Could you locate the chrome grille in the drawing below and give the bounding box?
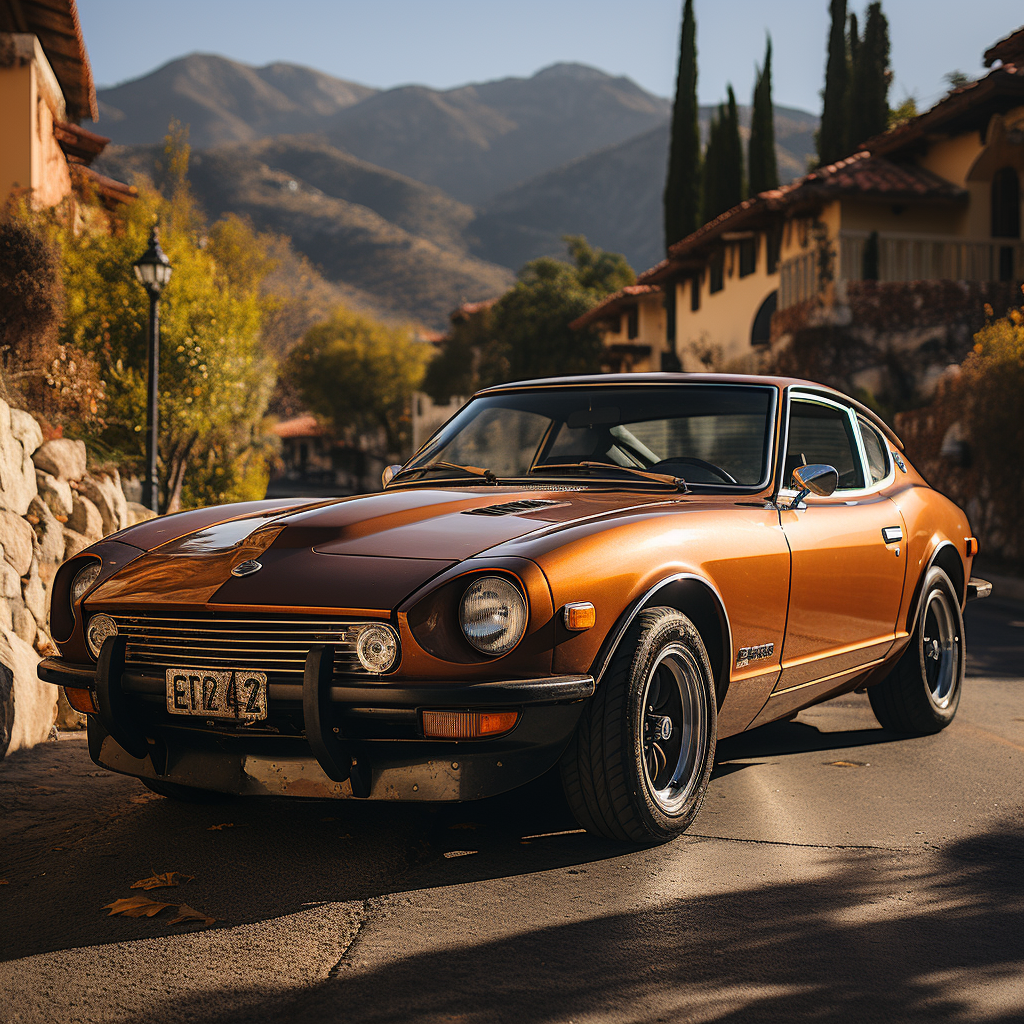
[109,612,387,677]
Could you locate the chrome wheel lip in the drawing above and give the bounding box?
[922,588,959,709]
[638,642,710,816]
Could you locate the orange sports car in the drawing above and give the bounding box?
[39,374,990,843]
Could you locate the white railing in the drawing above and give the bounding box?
[778,231,1024,309]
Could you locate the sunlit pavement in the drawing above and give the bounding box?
[1,599,1022,1024]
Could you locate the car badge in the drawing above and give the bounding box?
[231,560,262,577]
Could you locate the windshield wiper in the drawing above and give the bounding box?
[530,461,688,492]
[389,461,498,485]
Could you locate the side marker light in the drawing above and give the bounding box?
[966,537,979,557]
[563,602,596,631]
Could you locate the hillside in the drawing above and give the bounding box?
[96,58,669,204]
[97,54,376,147]
[97,138,512,328]
[94,54,818,322]
[321,63,671,203]
[473,103,819,272]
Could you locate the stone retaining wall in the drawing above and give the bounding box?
[0,398,154,758]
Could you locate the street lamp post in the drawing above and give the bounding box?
[133,226,172,513]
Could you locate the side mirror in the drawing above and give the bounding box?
[788,464,838,509]
[381,464,403,488]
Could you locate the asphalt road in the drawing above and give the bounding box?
[1,598,1022,1024]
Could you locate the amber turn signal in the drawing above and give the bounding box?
[63,686,99,714]
[966,536,979,557]
[422,710,519,739]
[563,602,596,631]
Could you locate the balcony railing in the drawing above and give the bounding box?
[778,231,1024,309]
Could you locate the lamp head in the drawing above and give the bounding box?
[133,226,172,296]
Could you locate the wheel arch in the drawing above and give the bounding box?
[907,541,966,634]
[591,573,732,709]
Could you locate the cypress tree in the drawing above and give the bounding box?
[853,1,891,145]
[844,11,860,153]
[748,36,779,195]
[664,0,701,249]
[817,0,848,166]
[700,108,723,226]
[701,86,744,224]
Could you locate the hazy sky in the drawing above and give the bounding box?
[79,0,1022,114]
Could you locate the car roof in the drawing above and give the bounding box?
[473,373,904,450]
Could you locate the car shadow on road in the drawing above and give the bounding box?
[112,818,1024,1024]
[715,717,900,762]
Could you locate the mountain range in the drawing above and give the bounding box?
[95,54,819,328]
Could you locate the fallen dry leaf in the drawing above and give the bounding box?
[0,879,9,885]
[30,786,56,794]
[207,823,241,830]
[131,871,193,890]
[104,896,172,918]
[168,904,216,926]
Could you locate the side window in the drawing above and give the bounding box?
[785,400,865,491]
[858,417,891,485]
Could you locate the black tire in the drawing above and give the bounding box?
[141,777,236,803]
[560,606,717,843]
[868,566,964,735]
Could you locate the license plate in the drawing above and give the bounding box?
[165,668,268,721]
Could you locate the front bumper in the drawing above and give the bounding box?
[40,651,593,802]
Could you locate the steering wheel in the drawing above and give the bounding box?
[650,456,737,484]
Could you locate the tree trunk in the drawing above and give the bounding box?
[164,432,199,513]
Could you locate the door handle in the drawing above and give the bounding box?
[882,526,903,544]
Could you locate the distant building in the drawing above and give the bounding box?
[0,0,133,212]
[573,24,1024,405]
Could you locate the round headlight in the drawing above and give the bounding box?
[459,576,528,656]
[355,623,399,674]
[86,614,118,659]
[71,562,101,605]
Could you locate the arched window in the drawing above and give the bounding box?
[751,290,778,347]
[991,167,1020,238]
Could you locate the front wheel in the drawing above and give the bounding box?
[868,566,964,735]
[560,607,717,843]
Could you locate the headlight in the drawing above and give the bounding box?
[86,614,118,659]
[71,562,101,605]
[355,623,399,674]
[459,576,528,656]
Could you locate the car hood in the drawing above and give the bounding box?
[89,487,687,611]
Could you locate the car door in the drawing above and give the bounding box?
[770,392,907,709]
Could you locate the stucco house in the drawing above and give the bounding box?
[0,0,132,212]
[574,25,1024,406]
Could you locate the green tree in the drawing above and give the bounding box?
[664,0,701,250]
[423,237,634,399]
[848,1,891,147]
[748,37,779,196]
[701,86,744,224]
[285,308,429,460]
[817,0,849,165]
[54,178,276,511]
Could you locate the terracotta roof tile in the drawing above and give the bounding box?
[273,415,327,439]
[569,284,660,330]
[985,25,1024,67]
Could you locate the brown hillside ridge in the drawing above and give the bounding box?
[98,138,513,329]
[471,104,817,274]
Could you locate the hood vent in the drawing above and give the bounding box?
[463,498,565,517]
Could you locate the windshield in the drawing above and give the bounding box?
[402,384,776,489]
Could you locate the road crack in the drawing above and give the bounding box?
[688,832,909,852]
[327,896,384,978]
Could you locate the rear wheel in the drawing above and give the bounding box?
[868,566,964,735]
[560,607,717,842]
